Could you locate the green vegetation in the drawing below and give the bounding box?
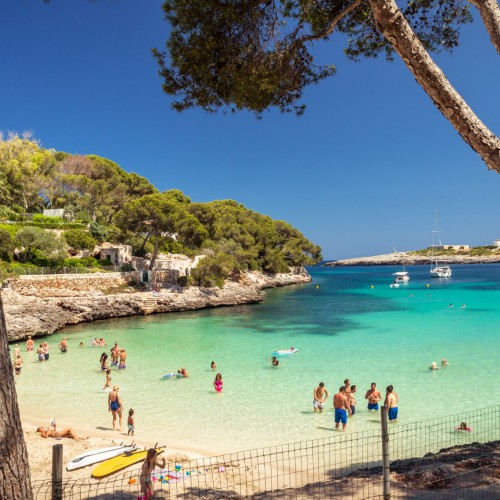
[0,134,322,283]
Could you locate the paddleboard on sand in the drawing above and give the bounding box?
[92,447,164,478]
[67,444,137,471]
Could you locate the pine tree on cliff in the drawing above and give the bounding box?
[153,0,499,171]
[0,293,33,499]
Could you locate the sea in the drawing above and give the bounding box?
[11,264,500,454]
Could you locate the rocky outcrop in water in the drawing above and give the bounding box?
[2,269,311,342]
[326,252,500,266]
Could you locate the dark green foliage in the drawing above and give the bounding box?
[0,229,14,261]
[89,222,109,242]
[191,253,236,288]
[32,214,64,224]
[155,0,472,114]
[14,226,67,263]
[64,229,97,250]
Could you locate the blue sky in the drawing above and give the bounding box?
[1,0,499,259]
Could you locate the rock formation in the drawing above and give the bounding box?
[2,269,311,342]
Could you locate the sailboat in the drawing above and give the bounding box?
[430,210,452,278]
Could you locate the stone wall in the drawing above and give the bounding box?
[7,272,141,298]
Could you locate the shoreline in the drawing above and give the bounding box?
[4,268,311,342]
[325,252,500,266]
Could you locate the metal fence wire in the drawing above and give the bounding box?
[31,404,500,499]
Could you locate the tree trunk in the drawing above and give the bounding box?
[0,292,33,499]
[369,0,500,172]
[469,0,500,56]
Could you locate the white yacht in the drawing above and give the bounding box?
[393,271,410,283]
[430,210,452,278]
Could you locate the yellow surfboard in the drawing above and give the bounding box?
[91,447,164,478]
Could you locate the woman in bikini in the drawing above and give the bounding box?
[36,426,87,441]
[108,385,123,431]
[214,373,224,392]
[139,448,165,499]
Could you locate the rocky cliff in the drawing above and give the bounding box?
[2,269,311,342]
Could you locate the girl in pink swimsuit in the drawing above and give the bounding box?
[214,373,223,392]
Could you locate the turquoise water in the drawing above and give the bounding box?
[12,265,500,454]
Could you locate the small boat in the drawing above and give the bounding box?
[430,210,452,278]
[393,271,409,283]
[272,348,298,356]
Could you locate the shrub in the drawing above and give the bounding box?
[89,222,108,242]
[64,229,96,250]
[32,214,64,224]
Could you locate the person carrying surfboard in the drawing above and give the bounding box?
[139,448,166,499]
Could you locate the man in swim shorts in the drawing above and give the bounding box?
[58,337,68,353]
[333,386,351,431]
[344,379,351,395]
[365,382,382,411]
[118,348,127,369]
[384,385,398,422]
[313,382,329,413]
[348,385,357,415]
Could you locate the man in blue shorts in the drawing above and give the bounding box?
[385,385,399,422]
[365,382,382,411]
[333,386,351,431]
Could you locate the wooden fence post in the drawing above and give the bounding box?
[381,405,391,499]
[52,444,63,500]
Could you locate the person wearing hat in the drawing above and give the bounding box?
[108,385,123,431]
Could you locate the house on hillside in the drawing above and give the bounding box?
[433,245,470,251]
[43,208,65,218]
[99,244,132,267]
[493,240,500,248]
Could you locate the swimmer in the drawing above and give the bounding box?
[211,361,217,370]
[91,338,99,346]
[58,337,68,353]
[177,367,188,378]
[14,355,23,375]
[456,421,472,432]
[118,348,127,369]
[42,341,50,361]
[348,385,357,415]
[333,386,351,431]
[103,368,112,390]
[365,382,382,411]
[441,358,449,366]
[99,338,105,346]
[271,356,279,366]
[36,344,46,362]
[385,385,398,422]
[214,373,223,392]
[461,304,466,308]
[26,336,34,351]
[313,382,328,413]
[430,362,439,370]
[79,342,84,348]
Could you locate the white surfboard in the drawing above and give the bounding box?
[66,444,136,471]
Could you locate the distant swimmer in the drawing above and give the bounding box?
[103,368,112,390]
[449,303,453,308]
[333,386,351,431]
[26,336,34,351]
[211,361,217,370]
[365,382,382,411]
[177,367,188,378]
[214,373,223,392]
[313,382,329,413]
[59,337,68,353]
[100,352,109,371]
[384,385,398,422]
[118,348,127,369]
[271,356,279,366]
[430,362,439,370]
[461,304,466,308]
[441,358,449,366]
[456,421,472,432]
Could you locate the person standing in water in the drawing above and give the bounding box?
[333,386,351,431]
[36,344,46,362]
[100,352,109,371]
[14,355,23,375]
[128,409,135,436]
[26,336,34,351]
[365,382,382,411]
[348,385,357,415]
[108,385,123,431]
[384,385,399,422]
[103,369,112,390]
[42,341,51,361]
[211,361,217,370]
[58,337,68,353]
[313,382,329,413]
[214,373,223,392]
[118,348,127,369]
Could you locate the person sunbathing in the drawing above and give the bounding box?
[36,426,88,441]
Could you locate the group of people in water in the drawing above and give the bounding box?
[430,358,449,370]
[100,341,127,371]
[313,379,399,430]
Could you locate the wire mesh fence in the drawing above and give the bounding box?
[31,405,500,499]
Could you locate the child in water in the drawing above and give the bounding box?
[456,421,472,432]
[128,409,135,436]
[214,373,223,392]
